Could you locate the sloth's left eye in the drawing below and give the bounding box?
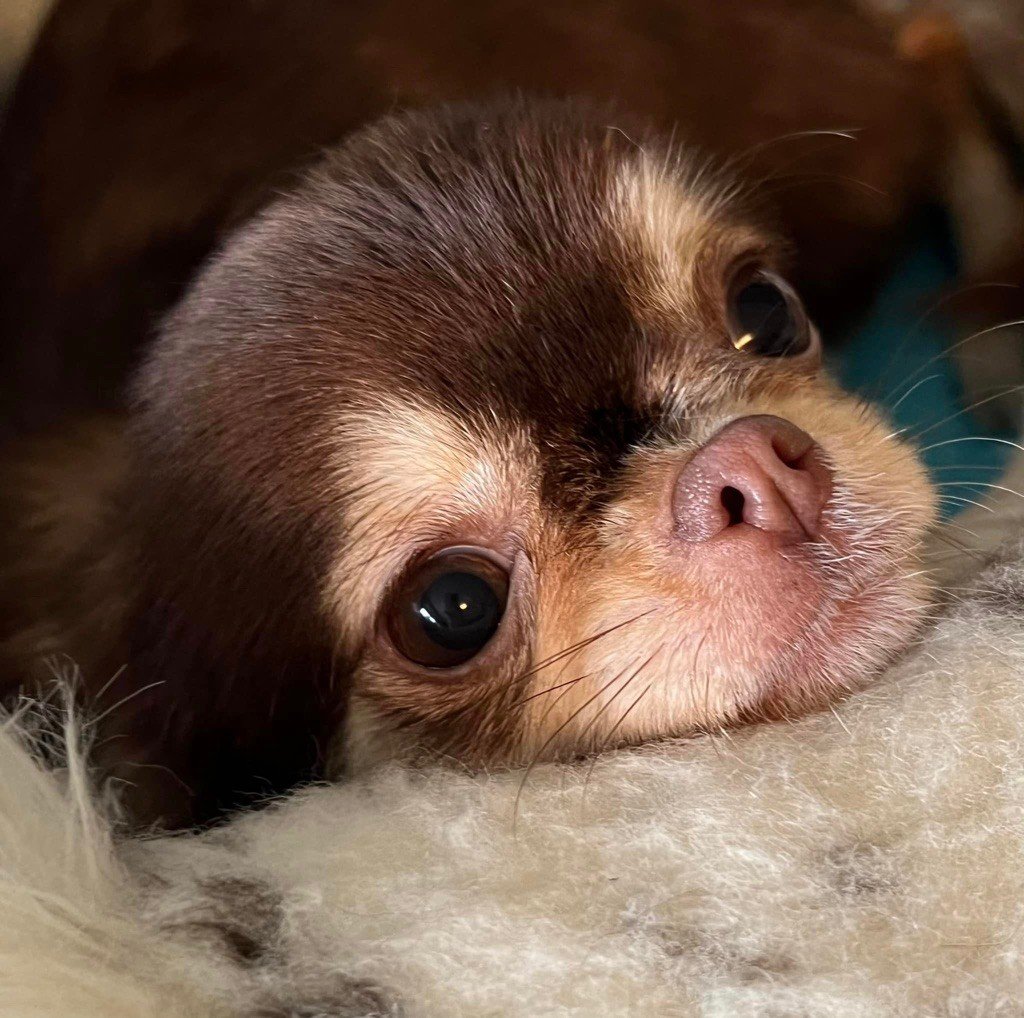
[727,269,813,358]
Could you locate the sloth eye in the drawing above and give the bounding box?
[727,269,813,358]
[387,549,510,668]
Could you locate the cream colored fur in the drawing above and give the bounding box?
[0,703,223,1016]
[5,506,1024,1016]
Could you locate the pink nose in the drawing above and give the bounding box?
[673,415,832,544]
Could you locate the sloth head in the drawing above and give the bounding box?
[128,99,935,801]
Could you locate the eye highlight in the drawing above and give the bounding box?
[727,269,813,358]
[386,548,510,668]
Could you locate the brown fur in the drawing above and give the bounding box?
[0,417,128,684]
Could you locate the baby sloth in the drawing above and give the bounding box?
[6,99,937,824]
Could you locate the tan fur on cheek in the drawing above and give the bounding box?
[508,545,593,760]
[516,554,761,761]
[513,522,726,763]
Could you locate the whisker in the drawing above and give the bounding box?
[85,663,128,709]
[693,627,714,727]
[573,651,660,749]
[580,682,655,809]
[726,127,860,168]
[937,494,995,514]
[936,519,982,540]
[511,664,640,833]
[930,464,1006,472]
[504,610,654,691]
[863,284,1020,404]
[928,528,989,563]
[937,481,1024,502]
[883,319,1024,406]
[888,373,943,413]
[909,384,1024,441]
[919,436,1024,457]
[510,672,593,710]
[87,680,167,728]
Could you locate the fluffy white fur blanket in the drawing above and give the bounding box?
[4,496,1024,1017]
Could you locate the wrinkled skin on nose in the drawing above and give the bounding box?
[673,415,833,544]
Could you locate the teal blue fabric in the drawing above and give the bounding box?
[832,229,1010,517]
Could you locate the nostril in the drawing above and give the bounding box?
[771,434,813,470]
[773,442,800,469]
[720,485,745,526]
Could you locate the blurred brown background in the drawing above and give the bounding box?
[0,0,51,99]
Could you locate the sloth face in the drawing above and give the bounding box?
[134,101,935,777]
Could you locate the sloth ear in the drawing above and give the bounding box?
[94,592,343,828]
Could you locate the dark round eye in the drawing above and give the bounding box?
[387,549,510,668]
[727,270,812,358]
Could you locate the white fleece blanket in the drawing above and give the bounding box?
[3,500,1024,1017]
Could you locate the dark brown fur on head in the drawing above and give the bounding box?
[1,97,925,825]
